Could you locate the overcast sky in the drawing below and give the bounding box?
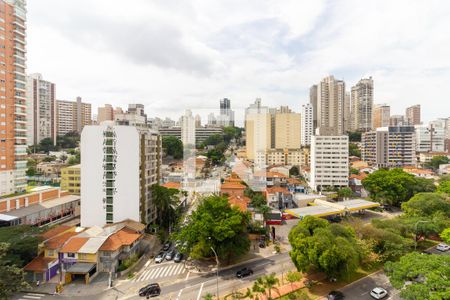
[27,0,450,124]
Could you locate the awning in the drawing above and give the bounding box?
[66,262,96,274]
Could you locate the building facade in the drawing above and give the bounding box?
[351,77,374,132]
[301,103,313,146]
[245,99,271,164]
[373,104,390,128]
[60,164,80,195]
[362,126,416,168]
[274,107,301,149]
[309,85,318,131]
[405,104,421,125]
[310,135,349,191]
[56,97,91,135]
[97,104,114,124]
[415,124,445,153]
[218,98,234,127]
[26,73,56,145]
[0,0,27,196]
[81,125,161,227]
[316,76,346,136]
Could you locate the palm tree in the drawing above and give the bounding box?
[285,271,302,293]
[150,184,180,229]
[252,277,266,299]
[262,273,280,300]
[203,293,213,300]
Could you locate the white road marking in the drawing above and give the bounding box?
[23,296,42,299]
[176,288,183,300]
[145,260,151,267]
[151,267,164,279]
[161,265,174,277]
[196,282,205,300]
[26,294,44,297]
[145,268,158,280]
[185,271,190,281]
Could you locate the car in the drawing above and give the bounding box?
[421,250,432,255]
[174,252,183,263]
[138,283,161,298]
[436,243,450,252]
[370,287,388,299]
[162,241,172,251]
[327,291,345,300]
[165,249,176,260]
[155,252,165,263]
[236,267,253,278]
[259,235,266,248]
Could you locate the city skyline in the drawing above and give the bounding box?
[27,0,450,122]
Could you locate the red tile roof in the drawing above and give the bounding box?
[266,186,290,194]
[45,231,80,250]
[228,195,250,212]
[24,255,57,272]
[42,225,72,240]
[221,182,246,190]
[99,228,142,251]
[161,182,181,189]
[60,237,89,253]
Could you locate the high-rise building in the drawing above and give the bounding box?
[114,103,147,128]
[390,115,405,126]
[207,113,217,127]
[373,104,390,128]
[316,76,346,136]
[81,124,161,227]
[343,92,351,132]
[415,124,445,153]
[97,104,114,124]
[127,104,147,123]
[194,114,201,128]
[274,106,301,149]
[218,98,235,127]
[362,126,416,168]
[406,104,421,125]
[56,97,92,135]
[351,77,374,132]
[26,73,56,145]
[0,0,27,196]
[245,99,271,165]
[301,103,313,146]
[310,135,349,191]
[309,85,318,131]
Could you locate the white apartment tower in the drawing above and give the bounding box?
[245,99,271,167]
[26,73,56,145]
[301,103,313,146]
[351,77,374,132]
[81,124,161,227]
[316,76,346,136]
[310,135,349,191]
[415,124,445,153]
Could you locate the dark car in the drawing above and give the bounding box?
[165,249,176,260]
[155,252,165,263]
[138,283,161,298]
[174,252,183,263]
[327,291,345,300]
[236,267,254,278]
[259,236,266,248]
[162,241,172,251]
[422,250,432,255]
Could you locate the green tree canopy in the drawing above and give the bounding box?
[401,193,450,218]
[347,131,362,142]
[0,225,42,267]
[162,136,183,159]
[337,187,353,200]
[362,168,436,206]
[176,195,250,264]
[57,131,80,149]
[0,243,29,299]
[289,216,362,279]
[440,228,450,243]
[349,143,361,157]
[289,166,300,176]
[150,184,180,229]
[425,155,449,171]
[438,180,450,196]
[385,253,450,300]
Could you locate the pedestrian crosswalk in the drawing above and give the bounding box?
[16,293,46,300]
[133,263,186,282]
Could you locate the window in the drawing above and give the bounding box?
[67,253,75,258]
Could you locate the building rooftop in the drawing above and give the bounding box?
[24,255,57,272]
[42,225,72,240]
[60,237,89,253]
[161,182,181,189]
[45,231,81,250]
[228,195,250,212]
[221,182,246,190]
[99,228,142,252]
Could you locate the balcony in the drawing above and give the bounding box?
[15,109,26,116]
[13,20,26,29]
[15,118,26,124]
[14,28,25,37]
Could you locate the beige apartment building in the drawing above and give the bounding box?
[274,108,301,149]
[316,75,346,136]
[406,104,421,125]
[56,97,91,135]
[245,99,271,162]
[373,104,390,128]
[0,0,27,196]
[351,77,374,132]
[266,148,303,167]
[97,104,114,123]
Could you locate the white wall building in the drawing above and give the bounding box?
[81,124,161,227]
[415,124,445,153]
[310,135,349,191]
[301,103,313,146]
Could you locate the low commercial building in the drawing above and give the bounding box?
[0,187,80,227]
[159,126,223,145]
[265,148,303,166]
[36,162,67,177]
[60,164,81,195]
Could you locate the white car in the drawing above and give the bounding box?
[370,287,388,299]
[436,243,450,252]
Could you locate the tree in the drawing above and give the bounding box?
[202,293,214,300]
[0,243,29,299]
[162,136,183,159]
[207,148,225,165]
[425,155,449,171]
[289,216,362,279]
[401,193,450,218]
[261,273,280,300]
[250,193,266,209]
[385,253,450,300]
[39,137,57,153]
[289,166,299,176]
[176,195,250,264]
[56,131,80,149]
[349,143,361,157]
[150,184,180,229]
[0,225,43,267]
[347,131,362,142]
[440,228,450,243]
[438,180,450,195]
[42,155,56,162]
[362,168,436,206]
[285,271,302,292]
[337,187,353,200]
[26,166,36,177]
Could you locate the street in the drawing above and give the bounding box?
[337,271,401,300]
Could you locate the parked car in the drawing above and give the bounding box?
[258,235,266,248]
[436,243,450,252]
[162,241,172,251]
[155,252,165,263]
[421,250,432,255]
[174,252,183,263]
[370,287,388,299]
[236,267,253,278]
[165,249,176,260]
[138,283,161,298]
[327,291,345,300]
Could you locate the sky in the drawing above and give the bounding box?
[27,0,450,124]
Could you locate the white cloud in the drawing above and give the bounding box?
[27,0,450,122]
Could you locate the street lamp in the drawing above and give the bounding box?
[210,246,219,299]
[414,220,431,250]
